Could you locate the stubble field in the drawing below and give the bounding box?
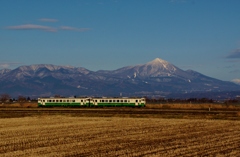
[1,115,240,156]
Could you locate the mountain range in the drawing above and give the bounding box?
[0,58,239,99]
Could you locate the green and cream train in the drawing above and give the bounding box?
[38,97,146,107]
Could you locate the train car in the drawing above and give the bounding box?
[92,97,145,107]
[38,97,145,107]
[38,97,93,107]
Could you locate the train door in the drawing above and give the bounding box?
[93,99,98,106]
[42,100,45,105]
[135,99,139,106]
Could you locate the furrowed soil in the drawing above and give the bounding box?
[1,112,240,156]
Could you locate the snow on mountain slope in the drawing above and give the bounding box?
[0,69,11,75]
[0,64,91,80]
[111,58,193,80]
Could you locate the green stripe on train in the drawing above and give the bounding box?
[38,103,145,107]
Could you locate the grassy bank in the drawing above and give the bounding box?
[1,102,240,111]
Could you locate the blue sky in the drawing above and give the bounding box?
[1,0,240,82]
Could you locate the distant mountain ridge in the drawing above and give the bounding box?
[0,58,239,99]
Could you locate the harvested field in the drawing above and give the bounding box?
[1,116,240,156]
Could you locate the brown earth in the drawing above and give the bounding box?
[1,116,240,156]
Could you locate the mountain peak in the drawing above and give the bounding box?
[145,58,174,71]
[147,58,169,65]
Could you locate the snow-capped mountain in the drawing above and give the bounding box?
[1,64,90,80]
[108,58,193,80]
[0,58,239,98]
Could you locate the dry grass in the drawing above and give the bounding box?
[1,116,240,156]
[1,102,240,111]
[0,102,38,108]
[146,103,240,110]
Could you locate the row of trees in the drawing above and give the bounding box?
[0,94,31,103]
[146,98,240,104]
[0,93,71,103]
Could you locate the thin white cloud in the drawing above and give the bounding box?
[60,26,91,32]
[226,49,240,59]
[6,24,57,32]
[6,24,91,33]
[38,18,58,22]
[0,62,22,69]
[0,63,11,69]
[231,79,240,85]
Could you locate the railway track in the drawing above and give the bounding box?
[0,108,239,119]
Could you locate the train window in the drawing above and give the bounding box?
[72,100,75,102]
[60,100,62,102]
[106,100,108,102]
[121,100,123,102]
[124,100,127,102]
[109,100,112,102]
[49,100,51,102]
[136,100,138,102]
[81,100,83,102]
[43,100,45,102]
[95,100,97,102]
[56,100,58,102]
[117,100,119,102]
[67,100,69,102]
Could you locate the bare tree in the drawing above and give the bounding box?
[0,93,11,103]
[18,96,27,102]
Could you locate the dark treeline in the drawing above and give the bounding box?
[146,97,240,104]
[0,93,36,103]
